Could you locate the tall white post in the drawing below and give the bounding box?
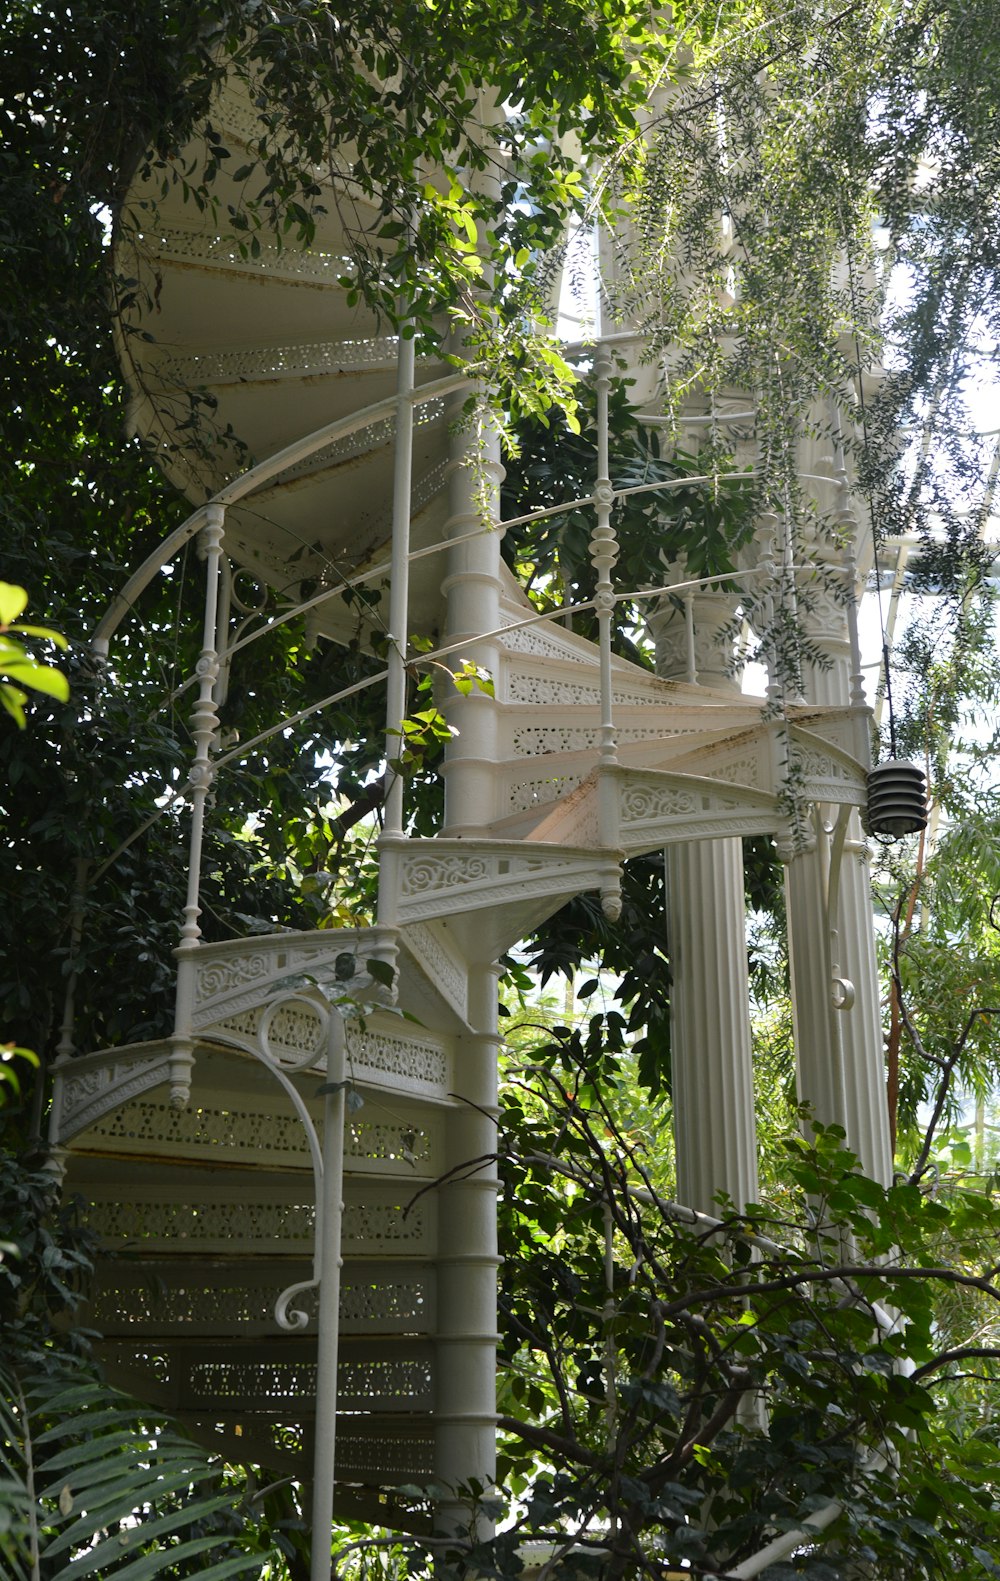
[383,329,417,842]
[311,1009,347,1581]
[781,812,851,1141]
[647,577,759,1214]
[590,342,622,921]
[374,325,417,992]
[439,98,505,837]
[439,397,505,834]
[433,90,502,1542]
[783,463,891,1184]
[434,961,500,1537]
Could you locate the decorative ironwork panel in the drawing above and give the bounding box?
[151,224,352,284]
[337,1429,435,1479]
[346,1024,451,1096]
[615,770,778,849]
[346,1118,436,1172]
[156,337,407,386]
[83,1183,436,1255]
[401,924,467,1023]
[505,769,585,814]
[397,843,607,923]
[82,1096,313,1165]
[55,1047,172,1141]
[87,1259,435,1337]
[182,1346,433,1410]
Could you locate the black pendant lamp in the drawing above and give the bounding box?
[866,758,928,838]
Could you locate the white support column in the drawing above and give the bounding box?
[590,342,622,921]
[438,95,505,838]
[783,440,892,1184]
[833,824,891,1183]
[383,328,417,842]
[781,812,850,1140]
[439,401,505,835]
[374,325,417,991]
[434,93,502,1536]
[311,1009,347,1581]
[648,577,759,1214]
[433,961,500,1538]
[667,838,760,1214]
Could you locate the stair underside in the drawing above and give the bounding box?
[55,953,465,1504]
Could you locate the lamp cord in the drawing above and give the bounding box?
[846,236,899,760]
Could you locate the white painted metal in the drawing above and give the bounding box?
[311,1008,347,1581]
[438,389,506,836]
[171,502,225,1109]
[433,962,501,1536]
[383,327,417,843]
[590,342,624,921]
[786,459,892,1184]
[46,56,904,1570]
[648,577,759,1213]
[666,836,760,1214]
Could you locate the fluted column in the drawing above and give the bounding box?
[784,467,891,1184]
[835,827,891,1182]
[667,838,760,1213]
[782,816,850,1139]
[648,576,759,1214]
[434,961,500,1537]
[438,408,505,834]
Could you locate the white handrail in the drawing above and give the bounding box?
[91,370,472,649]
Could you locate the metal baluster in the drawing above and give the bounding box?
[171,501,225,1108]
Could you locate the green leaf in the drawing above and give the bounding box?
[0,583,28,624]
[367,957,396,988]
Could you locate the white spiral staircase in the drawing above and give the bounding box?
[50,65,875,1526]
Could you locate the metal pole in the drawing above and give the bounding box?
[590,341,622,921]
[383,329,417,842]
[311,1007,347,1581]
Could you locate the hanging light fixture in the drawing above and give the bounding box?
[866,757,928,838]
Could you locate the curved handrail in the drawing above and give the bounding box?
[143,471,757,714]
[92,508,209,654]
[91,369,473,650]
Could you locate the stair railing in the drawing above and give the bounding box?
[180,989,349,1581]
[68,358,873,1083]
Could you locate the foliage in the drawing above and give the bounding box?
[0,0,669,1113]
[0,1365,270,1581]
[0,583,68,730]
[501,372,757,655]
[0,1147,280,1580]
[484,1055,1000,1580]
[6,1,1000,1577]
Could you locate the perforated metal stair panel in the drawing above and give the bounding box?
[87,1258,436,1338]
[59,1011,453,1489]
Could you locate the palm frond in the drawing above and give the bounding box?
[0,1359,269,1581]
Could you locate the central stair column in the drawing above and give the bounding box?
[439,96,505,839]
[433,91,502,1539]
[648,576,759,1214]
[439,402,505,834]
[434,960,500,1536]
